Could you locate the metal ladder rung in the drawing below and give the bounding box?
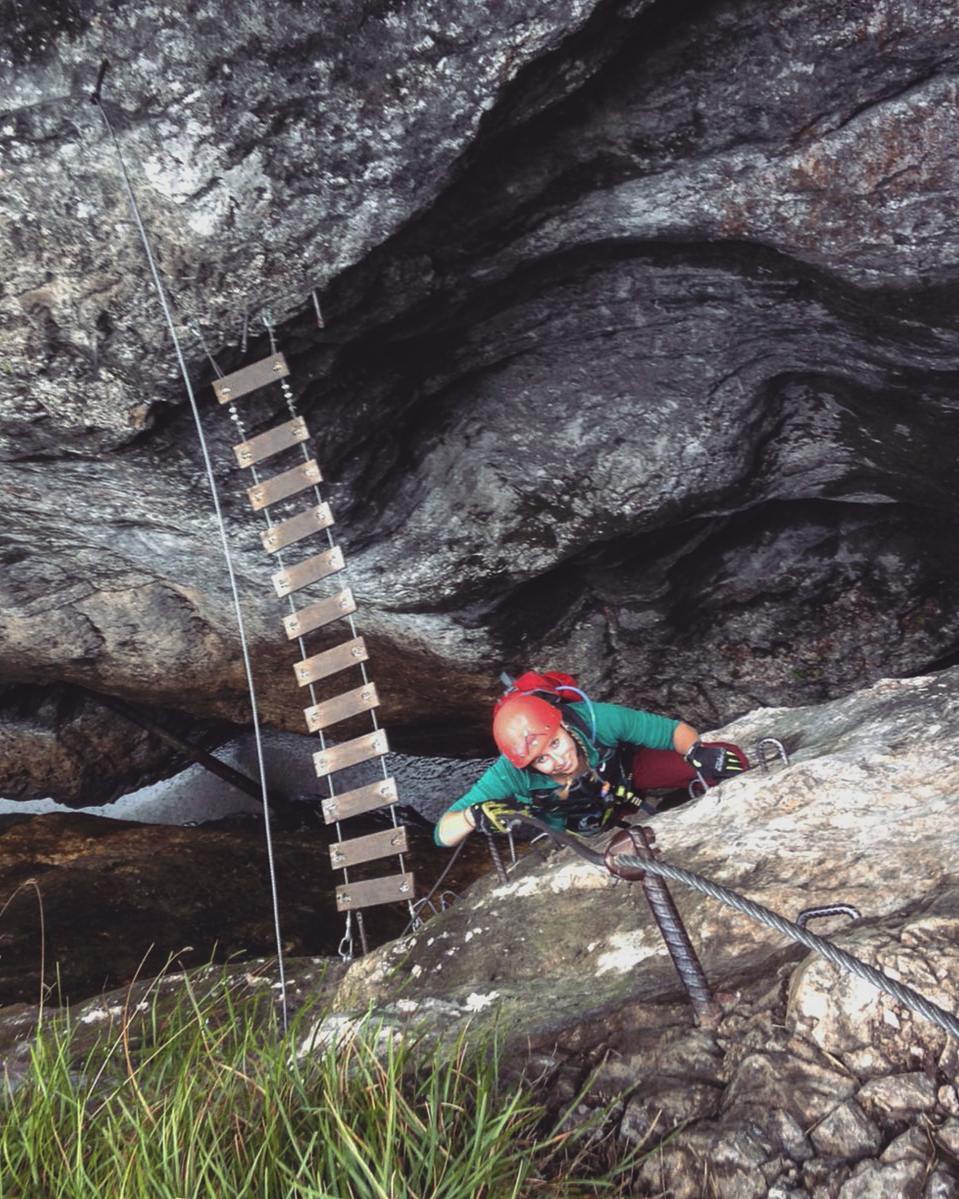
[273,546,344,598]
[336,872,414,911]
[234,416,309,468]
[314,730,388,778]
[305,683,379,733]
[329,826,409,870]
[322,777,398,823]
[248,459,322,511]
[262,503,333,553]
[294,636,368,687]
[284,588,356,640]
[213,353,289,403]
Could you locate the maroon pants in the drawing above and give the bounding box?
[630,740,749,794]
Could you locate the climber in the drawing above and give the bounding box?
[434,680,746,848]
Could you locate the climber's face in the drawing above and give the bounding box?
[531,726,578,776]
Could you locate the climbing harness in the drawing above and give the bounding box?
[509,814,959,1043]
[90,68,290,1028]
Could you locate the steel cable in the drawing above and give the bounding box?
[612,850,959,1042]
[503,815,959,1043]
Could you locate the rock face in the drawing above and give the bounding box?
[302,668,959,1196]
[2,0,959,798]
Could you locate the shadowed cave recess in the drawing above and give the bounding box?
[1,0,958,803]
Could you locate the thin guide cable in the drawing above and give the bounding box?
[91,75,289,1030]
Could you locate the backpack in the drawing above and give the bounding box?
[494,669,581,711]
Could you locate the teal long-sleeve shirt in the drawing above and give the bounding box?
[434,701,680,845]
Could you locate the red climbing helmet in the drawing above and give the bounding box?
[492,693,562,768]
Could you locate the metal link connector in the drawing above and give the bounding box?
[796,903,861,930]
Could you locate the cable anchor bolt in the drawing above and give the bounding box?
[796,903,861,930]
[756,737,790,773]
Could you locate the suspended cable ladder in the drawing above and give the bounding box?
[211,346,416,958]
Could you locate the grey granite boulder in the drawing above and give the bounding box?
[291,669,959,1196]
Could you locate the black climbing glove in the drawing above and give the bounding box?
[469,801,523,835]
[683,742,746,785]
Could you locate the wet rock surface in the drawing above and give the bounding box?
[0,682,238,805]
[1,0,958,798]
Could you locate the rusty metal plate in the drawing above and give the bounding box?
[248,460,322,512]
[213,353,289,404]
[284,588,356,640]
[336,872,415,911]
[322,776,398,823]
[304,683,379,733]
[329,826,409,870]
[294,636,367,687]
[233,416,309,469]
[272,546,344,598]
[313,730,388,779]
[261,503,333,554]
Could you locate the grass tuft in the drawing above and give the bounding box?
[0,967,637,1198]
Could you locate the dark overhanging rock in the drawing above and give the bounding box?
[2,0,606,455]
[1,0,958,799]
